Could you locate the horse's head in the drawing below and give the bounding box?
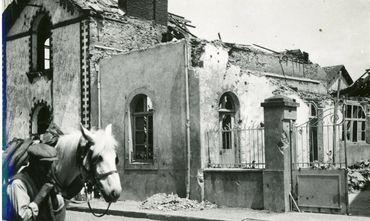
[80,124,122,202]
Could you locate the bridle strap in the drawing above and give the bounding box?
[84,185,111,217]
[95,170,118,180]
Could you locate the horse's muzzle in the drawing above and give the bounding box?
[110,190,120,202]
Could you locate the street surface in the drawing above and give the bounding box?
[66,211,158,221]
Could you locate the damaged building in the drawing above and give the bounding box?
[4,0,370,207]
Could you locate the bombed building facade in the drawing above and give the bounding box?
[4,0,370,205]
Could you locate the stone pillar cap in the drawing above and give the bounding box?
[261,95,300,108]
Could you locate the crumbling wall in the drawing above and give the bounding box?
[191,41,318,168]
[88,16,167,127]
[226,42,328,82]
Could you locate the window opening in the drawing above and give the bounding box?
[31,104,52,137]
[32,14,52,72]
[308,102,318,162]
[131,94,154,162]
[344,104,366,142]
[219,93,237,150]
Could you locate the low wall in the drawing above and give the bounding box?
[346,142,370,165]
[204,169,264,209]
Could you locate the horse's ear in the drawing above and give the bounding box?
[105,124,112,136]
[80,123,94,143]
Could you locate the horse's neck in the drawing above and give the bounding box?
[54,139,81,188]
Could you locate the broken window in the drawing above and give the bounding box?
[31,14,52,72]
[219,92,237,149]
[309,102,318,118]
[344,104,366,142]
[131,94,154,162]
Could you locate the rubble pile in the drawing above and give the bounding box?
[140,193,217,211]
[348,160,370,192]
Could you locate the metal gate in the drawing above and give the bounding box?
[291,115,349,214]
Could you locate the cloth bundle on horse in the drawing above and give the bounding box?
[3,123,122,221]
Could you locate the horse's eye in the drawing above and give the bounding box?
[95,155,103,164]
[115,156,119,165]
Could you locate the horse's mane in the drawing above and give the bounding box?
[88,129,118,158]
[56,129,118,162]
[55,131,83,168]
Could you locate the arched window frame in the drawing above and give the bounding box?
[309,102,318,119]
[130,94,154,163]
[27,12,53,83]
[29,100,53,138]
[307,101,319,162]
[218,92,239,150]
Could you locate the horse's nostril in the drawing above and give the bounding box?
[111,190,120,200]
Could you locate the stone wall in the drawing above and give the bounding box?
[5,0,82,139]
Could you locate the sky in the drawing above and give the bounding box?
[168,0,370,80]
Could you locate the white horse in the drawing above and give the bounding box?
[51,124,122,203]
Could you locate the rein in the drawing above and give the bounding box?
[84,185,112,217]
[78,141,117,218]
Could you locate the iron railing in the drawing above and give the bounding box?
[206,127,265,168]
[293,123,346,169]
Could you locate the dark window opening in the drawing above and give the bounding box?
[308,102,318,161]
[31,14,52,73]
[31,104,52,137]
[131,94,154,162]
[37,106,51,134]
[219,92,238,150]
[344,104,366,142]
[36,17,51,71]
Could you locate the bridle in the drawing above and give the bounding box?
[50,139,118,217]
[79,141,119,217]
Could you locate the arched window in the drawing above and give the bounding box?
[219,92,238,149]
[31,102,52,137]
[131,94,154,162]
[31,13,52,72]
[308,102,318,162]
[309,102,318,118]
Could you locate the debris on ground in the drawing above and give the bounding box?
[348,160,370,192]
[140,193,217,211]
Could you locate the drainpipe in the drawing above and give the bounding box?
[184,39,191,199]
[96,63,102,129]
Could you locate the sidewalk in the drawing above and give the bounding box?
[67,199,370,221]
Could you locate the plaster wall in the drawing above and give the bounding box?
[5,0,82,139]
[345,143,370,165]
[204,169,264,209]
[99,41,187,200]
[52,23,81,132]
[193,42,315,168]
[89,17,166,128]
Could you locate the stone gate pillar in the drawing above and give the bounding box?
[261,95,299,212]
